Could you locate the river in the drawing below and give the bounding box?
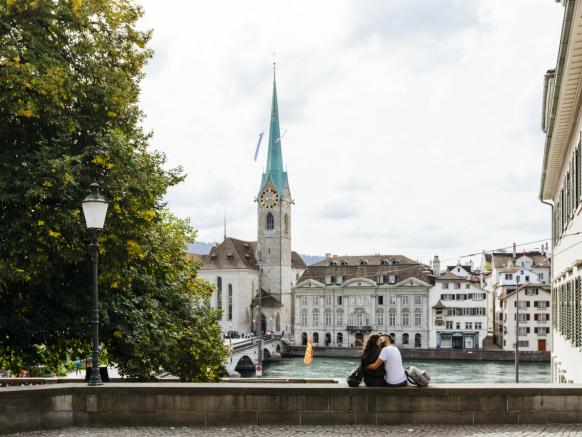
[244,357,550,383]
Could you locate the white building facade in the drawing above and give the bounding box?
[429,264,488,349]
[292,255,434,348]
[498,285,552,352]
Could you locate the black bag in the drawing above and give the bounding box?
[347,364,364,387]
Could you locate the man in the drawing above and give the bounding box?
[365,334,407,387]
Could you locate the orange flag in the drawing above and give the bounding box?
[304,335,313,365]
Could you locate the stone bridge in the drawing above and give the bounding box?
[226,335,283,377]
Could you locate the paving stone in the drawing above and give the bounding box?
[7,424,582,436]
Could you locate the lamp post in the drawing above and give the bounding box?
[81,182,109,386]
[515,274,520,383]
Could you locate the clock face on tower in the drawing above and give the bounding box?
[260,188,279,208]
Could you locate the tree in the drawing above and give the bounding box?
[0,0,227,380]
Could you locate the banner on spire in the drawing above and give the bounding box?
[254,131,264,161]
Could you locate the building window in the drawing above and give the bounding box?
[475,322,482,330]
[538,273,544,281]
[313,332,319,344]
[336,275,343,285]
[284,213,289,234]
[415,333,421,348]
[456,322,461,329]
[266,213,274,230]
[465,283,470,289]
[356,313,363,326]
[518,327,530,336]
[454,283,461,289]
[388,312,396,326]
[414,312,422,326]
[300,309,308,326]
[228,284,233,320]
[442,282,449,289]
[388,274,397,284]
[324,312,332,326]
[465,322,473,330]
[312,310,320,326]
[377,275,384,284]
[446,321,453,329]
[337,332,343,344]
[402,295,409,306]
[216,276,222,311]
[414,295,422,306]
[377,295,384,305]
[340,260,349,266]
[376,312,384,326]
[313,296,319,306]
[402,313,410,326]
[336,310,344,325]
[301,296,308,306]
[325,295,332,306]
[441,294,454,300]
[403,333,409,345]
[388,295,396,305]
[337,296,343,305]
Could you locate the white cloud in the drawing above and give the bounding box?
[136,0,563,263]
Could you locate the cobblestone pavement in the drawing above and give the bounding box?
[8,425,582,436]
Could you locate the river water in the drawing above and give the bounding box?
[247,357,550,383]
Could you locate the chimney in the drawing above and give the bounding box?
[433,255,441,277]
[325,253,331,259]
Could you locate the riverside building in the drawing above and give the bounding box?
[428,263,488,349]
[196,66,306,340]
[292,255,434,348]
[539,0,582,383]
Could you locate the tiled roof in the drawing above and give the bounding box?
[433,300,447,309]
[312,254,418,267]
[436,270,481,282]
[298,257,434,285]
[491,251,550,269]
[195,237,305,270]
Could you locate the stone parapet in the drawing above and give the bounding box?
[1,383,581,433]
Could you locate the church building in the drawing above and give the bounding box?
[195,67,306,341]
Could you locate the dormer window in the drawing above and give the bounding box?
[392,260,399,265]
[360,259,368,266]
[329,260,338,266]
[377,275,384,284]
[388,274,397,284]
[227,253,234,260]
[380,259,389,266]
[340,260,349,266]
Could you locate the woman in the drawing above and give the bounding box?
[361,333,386,387]
[366,334,407,387]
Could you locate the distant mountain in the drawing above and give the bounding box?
[188,241,324,266]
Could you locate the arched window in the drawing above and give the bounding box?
[284,213,289,234]
[336,309,344,325]
[390,333,396,344]
[415,333,421,348]
[337,332,343,344]
[325,332,331,346]
[216,277,222,311]
[403,333,409,345]
[302,332,308,346]
[313,332,319,344]
[266,212,274,230]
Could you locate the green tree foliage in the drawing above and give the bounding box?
[0,0,227,380]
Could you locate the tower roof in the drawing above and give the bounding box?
[259,65,289,195]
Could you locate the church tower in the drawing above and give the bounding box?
[256,64,294,333]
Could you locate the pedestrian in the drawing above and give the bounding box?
[74,358,81,375]
[365,334,407,387]
[361,334,386,387]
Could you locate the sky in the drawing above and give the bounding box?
[136,0,564,265]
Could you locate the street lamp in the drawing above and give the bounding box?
[81,182,109,386]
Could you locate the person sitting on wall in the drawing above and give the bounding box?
[365,334,407,387]
[361,333,386,387]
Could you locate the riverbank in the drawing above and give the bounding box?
[283,346,550,362]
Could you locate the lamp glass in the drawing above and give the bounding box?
[82,200,108,230]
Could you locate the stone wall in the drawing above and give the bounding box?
[1,382,582,433]
[283,346,551,362]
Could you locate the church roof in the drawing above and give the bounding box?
[298,256,434,285]
[259,66,289,196]
[195,237,305,271]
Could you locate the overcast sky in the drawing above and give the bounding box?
[136,0,564,265]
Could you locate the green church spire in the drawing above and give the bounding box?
[259,63,288,195]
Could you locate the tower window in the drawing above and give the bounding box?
[266,213,274,230]
[284,213,289,234]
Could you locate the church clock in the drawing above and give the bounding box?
[260,188,279,208]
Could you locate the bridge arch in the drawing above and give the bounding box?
[234,355,255,372]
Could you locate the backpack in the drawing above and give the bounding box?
[347,364,364,387]
[405,366,431,388]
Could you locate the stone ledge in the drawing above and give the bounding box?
[1,383,582,433]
